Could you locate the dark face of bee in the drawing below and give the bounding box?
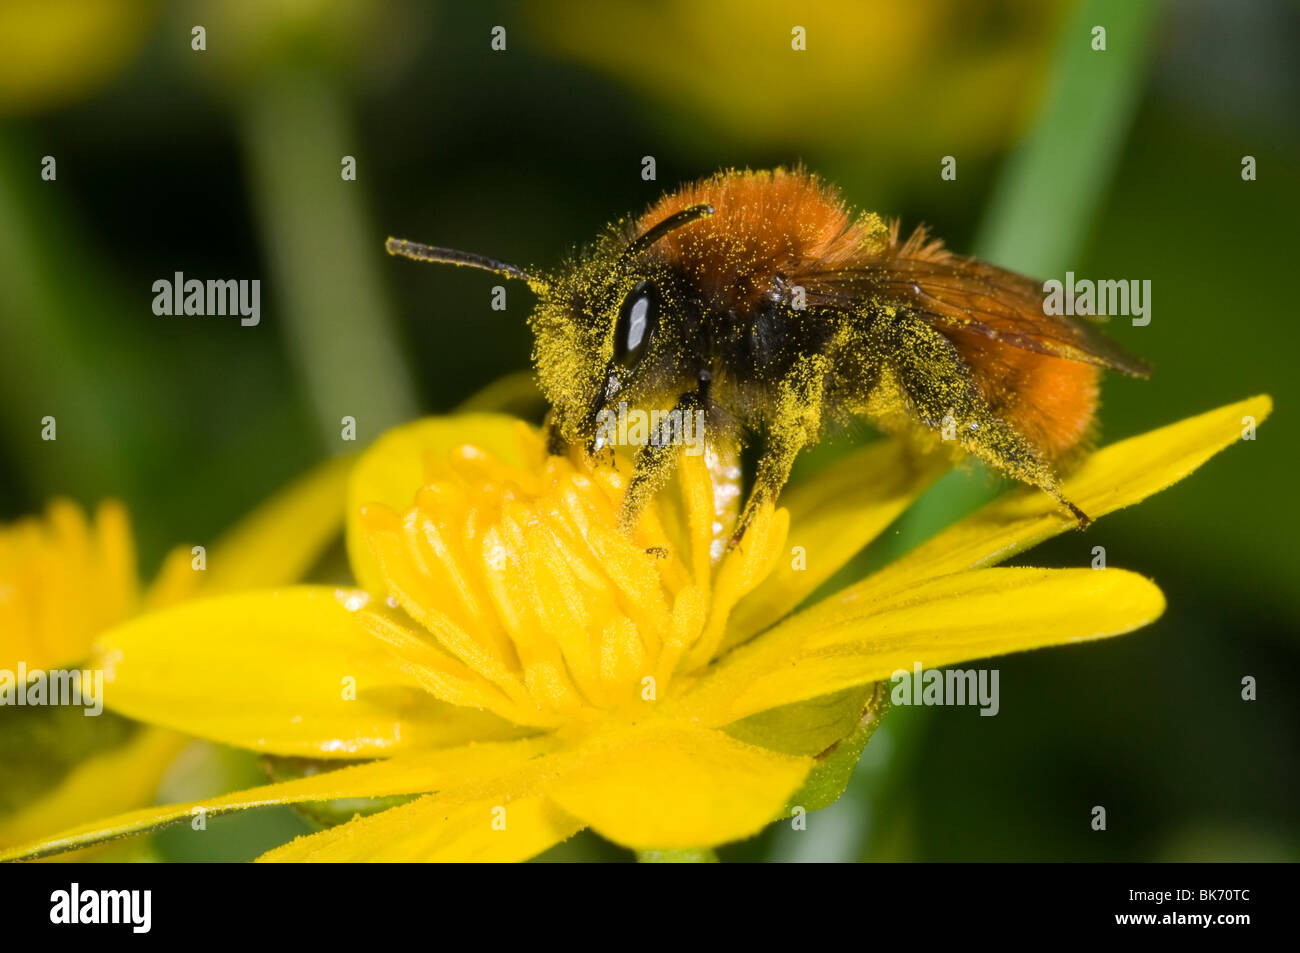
[529,240,703,456]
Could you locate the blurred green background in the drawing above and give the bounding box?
[0,0,1296,861]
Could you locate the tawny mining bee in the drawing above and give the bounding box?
[387,167,1150,539]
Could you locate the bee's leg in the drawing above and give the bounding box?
[881,312,1090,527]
[617,394,701,533]
[543,410,567,456]
[617,439,678,532]
[731,355,831,547]
[548,407,620,468]
[1057,494,1093,530]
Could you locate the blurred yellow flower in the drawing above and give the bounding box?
[0,458,351,852]
[0,0,157,114]
[0,395,1269,862]
[528,0,1070,167]
[1,500,138,675]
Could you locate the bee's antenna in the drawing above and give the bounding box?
[385,238,549,293]
[618,203,714,269]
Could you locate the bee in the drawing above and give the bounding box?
[387,167,1150,540]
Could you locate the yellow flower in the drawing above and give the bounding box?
[0,396,1270,862]
[0,459,351,851]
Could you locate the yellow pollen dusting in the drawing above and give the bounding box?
[357,426,789,725]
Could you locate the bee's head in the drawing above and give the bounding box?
[388,204,713,457]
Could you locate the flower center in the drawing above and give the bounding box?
[357,430,789,723]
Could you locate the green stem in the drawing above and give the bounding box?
[635,848,720,863]
[975,0,1163,272]
[240,69,419,452]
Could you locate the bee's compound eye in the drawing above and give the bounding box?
[614,279,657,369]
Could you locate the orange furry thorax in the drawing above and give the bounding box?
[635,167,888,315]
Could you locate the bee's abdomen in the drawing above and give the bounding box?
[957,331,1102,460]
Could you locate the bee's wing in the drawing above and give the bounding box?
[804,253,1152,378]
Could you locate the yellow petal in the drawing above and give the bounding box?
[683,502,788,669]
[346,414,535,594]
[357,603,556,728]
[866,395,1272,593]
[141,543,206,610]
[94,586,523,757]
[260,789,581,862]
[725,439,944,649]
[547,720,812,849]
[454,369,546,418]
[0,727,187,850]
[271,719,816,858]
[0,736,558,862]
[676,567,1165,725]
